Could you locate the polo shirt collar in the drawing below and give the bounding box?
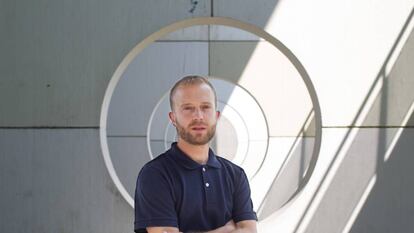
[170,142,221,170]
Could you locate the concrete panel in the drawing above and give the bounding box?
[149,140,170,158]
[349,128,414,233]
[209,41,257,84]
[210,41,314,137]
[212,116,238,162]
[255,136,315,219]
[242,140,269,179]
[159,25,209,41]
[362,26,414,127]
[302,127,410,233]
[107,136,150,198]
[257,129,351,232]
[213,0,280,30]
[210,25,261,41]
[216,0,414,128]
[0,0,211,127]
[0,129,132,233]
[107,42,208,136]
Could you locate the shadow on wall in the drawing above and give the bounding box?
[349,9,414,232]
[257,110,315,220]
[350,114,414,232]
[294,7,414,233]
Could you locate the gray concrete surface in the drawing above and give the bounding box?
[1,0,414,232]
[0,129,133,233]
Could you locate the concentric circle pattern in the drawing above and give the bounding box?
[99,17,322,220]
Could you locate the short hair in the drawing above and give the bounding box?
[169,75,217,111]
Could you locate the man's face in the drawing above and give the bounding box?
[169,83,220,145]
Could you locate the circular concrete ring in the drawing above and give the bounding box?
[99,17,322,208]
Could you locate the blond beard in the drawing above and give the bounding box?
[175,120,216,145]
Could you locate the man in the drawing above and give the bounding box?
[134,75,257,233]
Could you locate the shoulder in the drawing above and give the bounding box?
[136,151,180,195]
[215,156,247,180]
[138,152,173,179]
[216,156,244,172]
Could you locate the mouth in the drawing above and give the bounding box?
[191,126,207,131]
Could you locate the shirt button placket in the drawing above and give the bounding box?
[202,166,208,188]
[202,166,214,205]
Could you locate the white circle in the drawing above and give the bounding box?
[99,17,322,209]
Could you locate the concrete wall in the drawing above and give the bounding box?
[1,0,414,232]
[1,1,211,232]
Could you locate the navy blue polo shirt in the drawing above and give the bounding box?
[134,142,257,232]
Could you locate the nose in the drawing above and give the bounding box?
[193,108,204,119]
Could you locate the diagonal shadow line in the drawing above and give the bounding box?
[344,100,414,233]
[207,0,283,179]
[257,109,314,218]
[375,68,388,174]
[293,6,414,233]
[347,13,414,230]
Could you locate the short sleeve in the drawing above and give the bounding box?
[134,166,178,232]
[232,169,257,223]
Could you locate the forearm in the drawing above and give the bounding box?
[228,220,257,233]
[187,227,255,233]
[185,218,257,233]
[186,225,232,233]
[228,228,257,233]
[186,222,235,233]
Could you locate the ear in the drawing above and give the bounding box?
[169,111,176,126]
[216,110,221,119]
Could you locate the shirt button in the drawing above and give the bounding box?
[205,182,210,187]
[202,167,206,172]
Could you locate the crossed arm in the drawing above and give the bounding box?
[146,219,257,233]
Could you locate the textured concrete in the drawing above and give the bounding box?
[106,42,208,136]
[215,0,414,127]
[255,136,315,219]
[2,0,414,232]
[0,0,211,127]
[210,41,314,136]
[0,129,133,233]
[214,0,280,30]
[362,26,414,127]
[107,136,151,197]
[303,127,414,233]
[209,25,261,41]
[299,19,414,233]
[350,128,414,233]
[160,25,209,41]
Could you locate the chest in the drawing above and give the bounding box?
[172,167,234,231]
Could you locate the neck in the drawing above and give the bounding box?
[176,139,210,165]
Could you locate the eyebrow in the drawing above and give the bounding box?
[180,102,212,106]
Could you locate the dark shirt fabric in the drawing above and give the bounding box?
[134,142,257,233]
